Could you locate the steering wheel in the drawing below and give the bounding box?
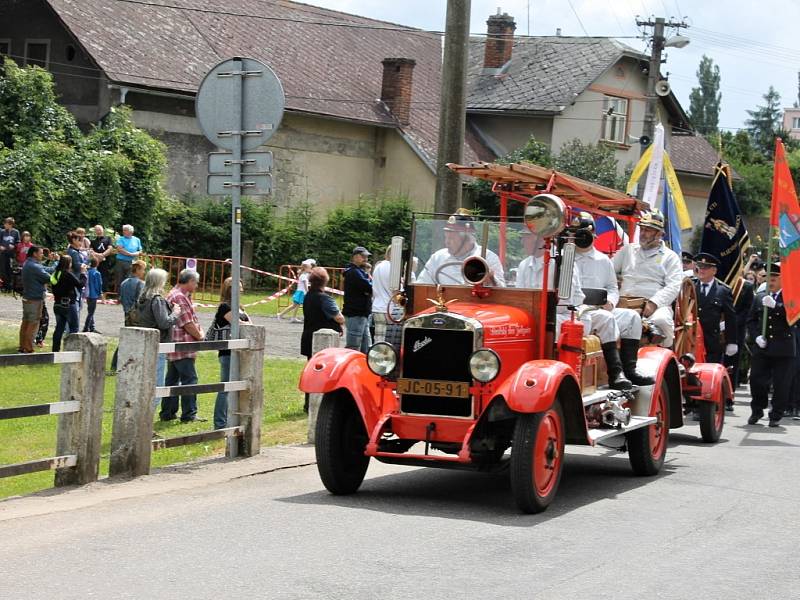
[433,261,466,285]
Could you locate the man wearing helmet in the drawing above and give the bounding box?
[571,212,654,386]
[417,211,506,286]
[612,209,684,348]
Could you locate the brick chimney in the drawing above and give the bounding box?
[381,58,416,126]
[483,9,516,71]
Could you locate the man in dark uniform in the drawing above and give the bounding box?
[746,263,797,427]
[724,273,755,390]
[694,253,738,365]
[681,251,696,276]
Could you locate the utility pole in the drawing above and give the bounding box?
[636,16,688,158]
[434,0,471,214]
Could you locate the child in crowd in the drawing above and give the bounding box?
[83,257,103,333]
[277,258,315,323]
[15,232,33,266]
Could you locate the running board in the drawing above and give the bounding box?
[587,415,656,446]
[582,387,634,407]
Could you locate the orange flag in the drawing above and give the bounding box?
[771,139,800,325]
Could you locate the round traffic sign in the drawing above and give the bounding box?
[195,57,285,151]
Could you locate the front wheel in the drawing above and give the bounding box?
[627,379,669,475]
[510,401,565,514]
[698,397,724,443]
[315,392,370,495]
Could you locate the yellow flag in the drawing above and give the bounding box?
[663,153,692,230]
[626,145,653,195]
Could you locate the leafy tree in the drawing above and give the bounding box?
[688,55,721,135]
[745,86,795,158]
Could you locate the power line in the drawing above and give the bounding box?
[565,0,589,36]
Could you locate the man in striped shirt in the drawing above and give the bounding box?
[161,269,205,422]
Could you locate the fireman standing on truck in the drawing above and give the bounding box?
[517,228,633,390]
[417,210,505,287]
[571,212,654,386]
[612,209,683,348]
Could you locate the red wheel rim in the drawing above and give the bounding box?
[649,387,667,460]
[533,409,563,497]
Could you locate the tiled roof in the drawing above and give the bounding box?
[467,37,644,112]
[669,134,725,177]
[45,0,484,167]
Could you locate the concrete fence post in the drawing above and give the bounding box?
[109,327,160,478]
[235,323,266,458]
[54,333,107,487]
[307,328,341,444]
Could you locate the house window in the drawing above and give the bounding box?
[0,40,10,57]
[601,96,628,144]
[24,40,50,68]
[792,117,800,130]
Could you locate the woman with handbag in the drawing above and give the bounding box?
[51,255,87,352]
[211,277,250,429]
[136,268,182,408]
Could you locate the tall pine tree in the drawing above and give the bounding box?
[745,86,790,158]
[688,55,721,135]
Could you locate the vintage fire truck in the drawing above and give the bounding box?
[299,162,732,513]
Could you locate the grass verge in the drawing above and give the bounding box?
[0,325,308,499]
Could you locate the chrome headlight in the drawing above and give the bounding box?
[469,348,501,383]
[367,342,397,376]
[524,193,566,237]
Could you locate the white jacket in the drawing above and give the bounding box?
[575,247,619,307]
[517,254,584,309]
[612,241,683,308]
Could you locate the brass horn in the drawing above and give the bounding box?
[462,255,490,286]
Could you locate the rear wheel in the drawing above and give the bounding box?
[315,393,370,494]
[698,396,724,443]
[628,379,669,475]
[510,401,565,514]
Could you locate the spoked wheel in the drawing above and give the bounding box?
[697,397,724,443]
[673,277,699,358]
[627,379,669,476]
[315,393,370,495]
[510,401,565,514]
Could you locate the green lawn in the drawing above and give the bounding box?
[0,325,308,499]
[193,290,342,318]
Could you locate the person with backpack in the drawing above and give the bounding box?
[109,260,146,371]
[51,254,87,352]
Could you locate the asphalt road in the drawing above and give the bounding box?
[0,293,305,359]
[1,389,798,599]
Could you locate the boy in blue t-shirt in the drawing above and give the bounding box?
[83,257,103,333]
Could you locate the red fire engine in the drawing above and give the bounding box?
[299,162,731,513]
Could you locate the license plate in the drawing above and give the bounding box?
[397,378,470,398]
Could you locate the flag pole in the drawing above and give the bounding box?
[761,225,776,338]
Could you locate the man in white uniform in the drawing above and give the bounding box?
[571,212,654,386]
[517,228,632,390]
[612,209,684,348]
[417,211,505,287]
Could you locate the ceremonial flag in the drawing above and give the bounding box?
[641,123,665,209]
[770,139,800,325]
[594,216,628,254]
[661,183,682,254]
[700,163,750,289]
[662,152,692,230]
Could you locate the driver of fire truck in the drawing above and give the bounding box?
[571,212,655,387]
[416,210,506,286]
[612,209,683,348]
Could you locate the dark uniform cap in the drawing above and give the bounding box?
[568,211,595,232]
[769,262,781,275]
[694,252,720,267]
[681,251,695,262]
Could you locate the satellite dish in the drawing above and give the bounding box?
[655,80,671,97]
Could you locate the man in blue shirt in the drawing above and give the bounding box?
[114,224,143,291]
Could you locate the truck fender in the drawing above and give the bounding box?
[689,362,732,405]
[298,347,383,427]
[635,346,683,429]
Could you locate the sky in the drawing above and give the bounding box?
[303,0,800,131]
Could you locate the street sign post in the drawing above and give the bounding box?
[196,57,284,456]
